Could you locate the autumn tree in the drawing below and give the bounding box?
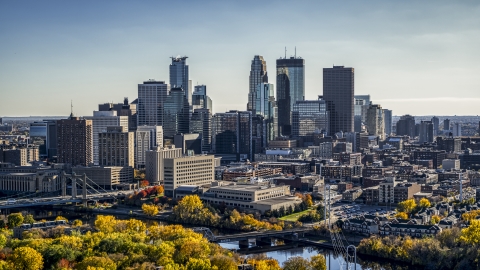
[8,246,44,270]
[430,215,441,224]
[55,216,68,222]
[210,255,237,270]
[310,254,327,270]
[156,185,164,195]
[462,210,480,222]
[395,212,409,219]
[95,215,118,233]
[76,256,117,270]
[282,256,310,270]
[7,213,24,228]
[419,198,431,208]
[397,199,417,214]
[72,219,83,227]
[142,203,159,216]
[460,219,480,245]
[140,180,149,188]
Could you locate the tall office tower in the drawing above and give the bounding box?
[45,120,57,159]
[192,85,213,112]
[56,117,93,166]
[98,126,134,167]
[419,121,434,143]
[137,80,169,127]
[190,108,212,153]
[212,110,252,163]
[85,111,128,165]
[254,83,277,147]
[323,66,354,134]
[169,56,190,105]
[453,123,462,137]
[383,109,392,137]
[431,116,439,136]
[248,55,268,113]
[98,98,137,132]
[365,104,385,140]
[135,126,163,168]
[276,56,305,136]
[163,88,190,138]
[443,119,451,131]
[145,146,183,185]
[396,115,416,137]
[292,98,329,145]
[354,95,370,133]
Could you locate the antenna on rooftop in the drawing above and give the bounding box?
[69,100,74,119]
[285,47,287,59]
[295,46,296,58]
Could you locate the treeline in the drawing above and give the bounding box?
[357,221,480,269]
[0,214,327,270]
[170,195,287,231]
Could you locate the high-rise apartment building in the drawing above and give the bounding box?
[365,104,385,140]
[323,66,354,134]
[192,85,213,112]
[169,56,190,105]
[212,110,252,163]
[137,80,169,127]
[98,126,134,167]
[276,56,305,136]
[85,111,128,165]
[135,126,163,168]
[443,119,451,131]
[248,55,268,113]
[163,88,190,138]
[56,117,93,166]
[383,109,392,137]
[453,123,462,137]
[419,121,434,143]
[292,98,329,143]
[396,115,416,137]
[431,116,439,136]
[190,108,212,153]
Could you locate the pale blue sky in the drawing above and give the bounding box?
[1,1,479,116]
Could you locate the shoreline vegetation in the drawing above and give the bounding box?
[0,213,327,270]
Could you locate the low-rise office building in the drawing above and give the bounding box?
[72,166,133,189]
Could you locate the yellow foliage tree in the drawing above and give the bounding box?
[462,210,480,221]
[76,256,116,270]
[126,218,146,233]
[247,259,281,270]
[397,199,417,214]
[395,212,409,219]
[156,185,164,194]
[419,198,431,208]
[460,219,480,245]
[72,219,83,227]
[8,246,44,270]
[94,215,117,233]
[310,254,327,270]
[430,215,441,224]
[142,203,159,216]
[304,194,314,207]
[55,216,68,222]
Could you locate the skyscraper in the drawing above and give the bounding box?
[292,98,329,145]
[163,88,190,138]
[354,95,370,132]
[383,109,393,137]
[135,126,163,168]
[323,66,354,134]
[98,126,134,167]
[396,115,416,137]
[431,116,439,135]
[56,117,93,166]
[419,121,434,143]
[137,80,169,127]
[253,83,277,150]
[366,104,385,140]
[190,108,212,153]
[212,110,252,163]
[444,119,451,131]
[276,56,305,136]
[169,56,190,105]
[98,98,137,132]
[248,55,268,113]
[192,85,213,112]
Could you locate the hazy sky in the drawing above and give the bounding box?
[1,1,479,117]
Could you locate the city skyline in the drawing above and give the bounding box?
[1,1,480,117]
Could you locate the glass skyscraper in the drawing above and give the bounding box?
[190,108,212,153]
[163,88,190,138]
[169,56,190,105]
[323,66,354,134]
[253,83,277,150]
[137,80,169,127]
[192,85,212,112]
[292,98,329,144]
[212,110,252,162]
[248,55,268,113]
[276,56,305,136]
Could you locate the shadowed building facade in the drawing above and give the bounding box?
[323,66,354,134]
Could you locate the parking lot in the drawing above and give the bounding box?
[327,202,397,220]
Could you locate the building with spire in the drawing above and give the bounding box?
[248,55,268,114]
[169,56,190,105]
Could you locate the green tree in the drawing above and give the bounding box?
[24,214,35,224]
[7,213,24,228]
[8,246,44,270]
